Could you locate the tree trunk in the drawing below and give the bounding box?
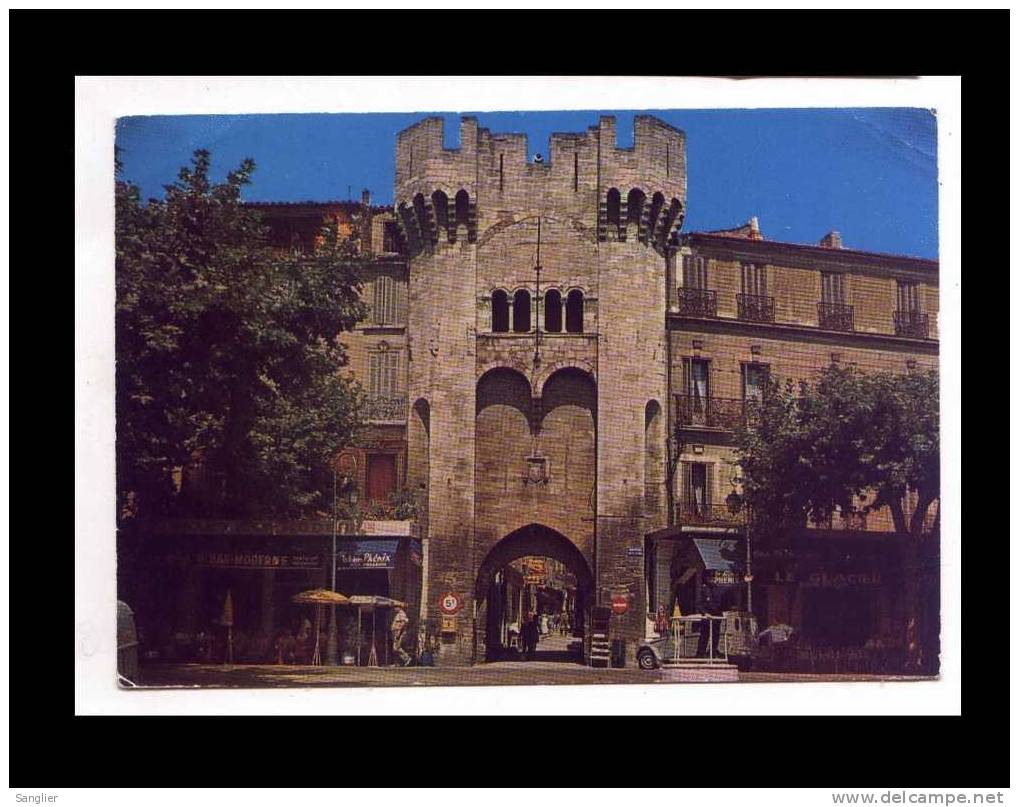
[896,494,936,673]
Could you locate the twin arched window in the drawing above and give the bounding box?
[491,288,584,334]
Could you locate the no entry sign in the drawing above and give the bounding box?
[439,592,463,615]
[611,594,628,615]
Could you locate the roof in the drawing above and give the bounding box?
[683,227,938,272]
[245,200,393,214]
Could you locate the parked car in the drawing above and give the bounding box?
[637,611,759,670]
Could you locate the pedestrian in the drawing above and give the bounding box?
[522,614,539,661]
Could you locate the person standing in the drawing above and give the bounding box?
[522,614,539,661]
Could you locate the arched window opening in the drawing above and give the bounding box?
[491,290,510,333]
[513,289,531,333]
[566,289,584,333]
[544,289,562,333]
[431,190,449,238]
[647,192,665,241]
[645,400,663,512]
[606,188,621,231]
[627,188,646,232]
[397,203,420,253]
[413,193,432,243]
[658,198,681,246]
[454,189,470,232]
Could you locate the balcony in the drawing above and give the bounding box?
[676,502,746,529]
[364,395,407,423]
[736,293,775,323]
[675,394,746,431]
[894,309,929,339]
[676,287,718,318]
[817,301,855,332]
[811,511,869,531]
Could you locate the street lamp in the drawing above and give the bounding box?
[326,469,359,666]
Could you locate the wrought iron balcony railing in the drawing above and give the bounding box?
[675,394,746,431]
[676,287,718,318]
[676,502,747,528]
[737,293,775,323]
[894,309,929,339]
[364,395,407,422]
[811,511,869,531]
[817,301,855,332]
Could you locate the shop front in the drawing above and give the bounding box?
[752,532,903,672]
[645,529,748,635]
[140,520,420,666]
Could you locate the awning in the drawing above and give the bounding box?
[335,539,400,570]
[692,538,743,580]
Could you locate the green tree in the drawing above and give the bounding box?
[115,149,368,523]
[731,364,940,672]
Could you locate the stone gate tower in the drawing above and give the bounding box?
[395,115,685,665]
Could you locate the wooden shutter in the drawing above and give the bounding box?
[384,352,399,396]
[368,353,381,397]
[705,463,714,508]
[681,462,691,511]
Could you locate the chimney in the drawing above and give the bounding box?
[819,231,843,249]
[748,216,762,240]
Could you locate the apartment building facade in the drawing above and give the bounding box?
[656,217,939,658]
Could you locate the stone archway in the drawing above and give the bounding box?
[474,523,594,662]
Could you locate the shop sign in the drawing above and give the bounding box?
[709,570,740,586]
[610,594,629,615]
[194,551,321,569]
[335,539,399,570]
[524,573,545,585]
[523,558,547,574]
[804,571,882,588]
[439,592,463,615]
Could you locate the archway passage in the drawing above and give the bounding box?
[475,524,593,663]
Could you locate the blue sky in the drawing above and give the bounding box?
[116,108,938,259]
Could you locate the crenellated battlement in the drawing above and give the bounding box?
[393,114,687,257]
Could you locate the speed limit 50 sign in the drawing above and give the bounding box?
[439,592,463,615]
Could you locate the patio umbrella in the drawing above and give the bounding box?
[345,596,407,667]
[291,589,350,666]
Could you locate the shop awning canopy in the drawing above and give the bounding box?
[692,538,742,572]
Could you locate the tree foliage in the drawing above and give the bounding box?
[732,363,940,538]
[116,149,369,522]
[731,362,940,669]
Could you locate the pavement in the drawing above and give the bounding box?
[132,633,935,689]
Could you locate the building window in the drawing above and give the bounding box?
[687,358,709,404]
[373,276,399,326]
[565,289,584,333]
[382,222,400,254]
[544,288,562,333]
[682,461,713,516]
[821,272,846,304]
[491,290,510,333]
[683,255,708,289]
[368,350,400,398]
[606,188,621,229]
[741,263,767,297]
[894,280,927,338]
[513,289,531,333]
[742,363,769,402]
